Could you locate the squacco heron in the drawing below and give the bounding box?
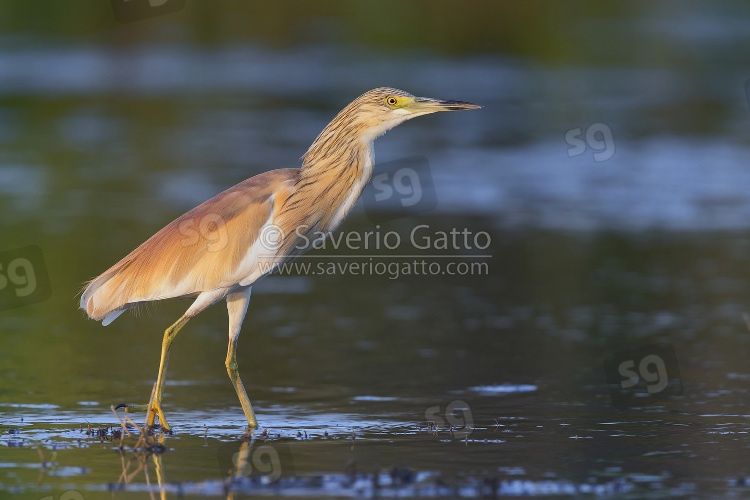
[80,87,480,432]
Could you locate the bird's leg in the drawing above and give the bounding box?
[226,336,257,430]
[116,314,191,433]
[226,287,257,430]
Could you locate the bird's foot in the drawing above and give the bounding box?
[115,403,173,434]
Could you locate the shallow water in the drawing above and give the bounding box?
[5,227,750,498]
[4,1,750,498]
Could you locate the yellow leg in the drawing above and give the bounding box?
[226,287,258,430]
[226,336,257,429]
[152,453,167,500]
[116,314,190,433]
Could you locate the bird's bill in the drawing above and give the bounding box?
[405,97,482,113]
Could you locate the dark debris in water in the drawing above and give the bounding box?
[116,472,640,498]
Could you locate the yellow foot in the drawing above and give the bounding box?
[115,403,173,434]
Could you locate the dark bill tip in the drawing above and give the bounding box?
[436,99,482,110]
[411,97,482,112]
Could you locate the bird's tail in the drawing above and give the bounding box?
[79,270,135,326]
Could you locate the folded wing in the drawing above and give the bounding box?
[81,169,298,325]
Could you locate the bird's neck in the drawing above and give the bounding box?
[283,120,374,235]
[302,114,369,170]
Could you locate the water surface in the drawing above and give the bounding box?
[3,2,750,498]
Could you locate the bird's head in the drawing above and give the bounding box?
[303,87,480,168]
[343,87,482,143]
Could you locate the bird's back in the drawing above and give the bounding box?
[81,168,298,325]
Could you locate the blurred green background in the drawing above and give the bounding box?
[3,0,750,497]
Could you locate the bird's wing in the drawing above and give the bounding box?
[81,168,298,323]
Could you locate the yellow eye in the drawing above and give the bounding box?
[386,96,398,106]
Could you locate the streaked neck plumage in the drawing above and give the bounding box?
[298,116,374,229]
[289,100,397,234]
[275,90,417,256]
